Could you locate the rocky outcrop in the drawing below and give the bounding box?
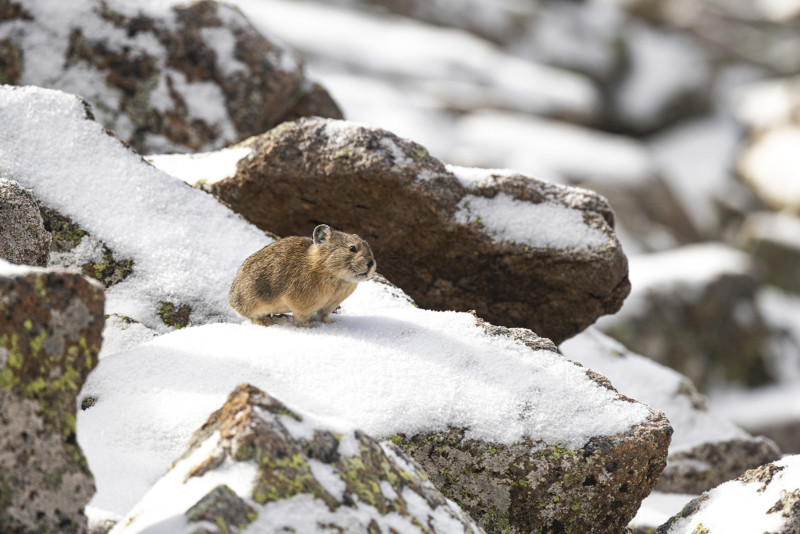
[657,455,800,533]
[0,179,51,267]
[112,383,484,534]
[393,414,671,534]
[0,0,341,154]
[598,244,773,389]
[211,117,630,344]
[0,260,105,533]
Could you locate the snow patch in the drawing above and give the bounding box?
[454,192,609,250]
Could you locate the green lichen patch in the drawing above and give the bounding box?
[82,251,133,287]
[252,451,336,509]
[39,205,134,287]
[159,301,192,329]
[38,206,88,252]
[186,485,257,533]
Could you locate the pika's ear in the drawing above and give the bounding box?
[313,224,332,245]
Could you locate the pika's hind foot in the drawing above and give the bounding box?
[252,314,288,326]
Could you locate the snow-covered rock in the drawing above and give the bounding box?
[597,243,775,389]
[562,328,781,494]
[657,455,800,533]
[110,384,484,534]
[0,178,51,267]
[201,117,630,345]
[0,260,104,533]
[0,0,339,154]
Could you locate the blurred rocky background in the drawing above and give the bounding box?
[4,0,796,450]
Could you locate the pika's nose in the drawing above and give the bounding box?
[367,260,374,269]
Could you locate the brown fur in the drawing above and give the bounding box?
[229,224,376,327]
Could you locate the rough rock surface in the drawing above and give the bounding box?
[599,245,773,389]
[0,0,341,153]
[211,117,630,344]
[0,179,51,267]
[0,260,105,533]
[113,383,484,534]
[657,455,800,534]
[392,401,671,533]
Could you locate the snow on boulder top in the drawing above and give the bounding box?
[79,283,655,514]
[0,85,270,330]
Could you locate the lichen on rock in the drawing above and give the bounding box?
[113,384,484,534]
[0,260,105,533]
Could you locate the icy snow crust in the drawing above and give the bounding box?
[1,86,652,516]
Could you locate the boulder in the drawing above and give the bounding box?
[393,417,670,534]
[657,455,800,533]
[0,178,51,267]
[210,117,630,344]
[562,328,782,495]
[0,0,341,154]
[597,244,774,389]
[112,383,484,534]
[0,260,105,533]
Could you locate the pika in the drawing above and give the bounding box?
[229,224,376,327]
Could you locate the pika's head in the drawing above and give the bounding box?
[313,224,376,282]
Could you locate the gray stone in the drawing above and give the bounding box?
[0,179,50,267]
[0,261,105,533]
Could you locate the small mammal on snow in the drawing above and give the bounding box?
[229,224,376,327]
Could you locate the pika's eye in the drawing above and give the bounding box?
[349,245,357,253]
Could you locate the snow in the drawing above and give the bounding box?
[145,145,253,186]
[739,125,800,211]
[662,455,800,533]
[454,192,610,250]
[0,86,654,522]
